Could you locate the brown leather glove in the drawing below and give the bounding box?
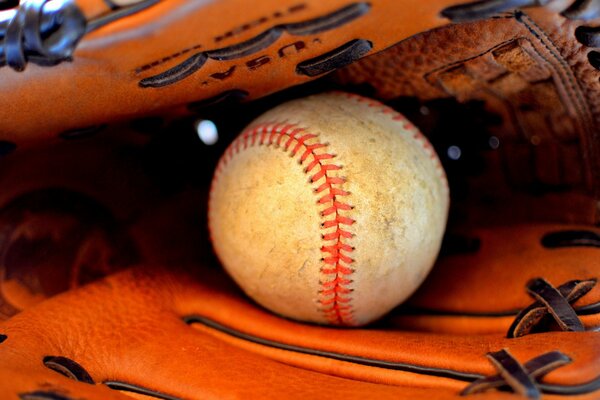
[1,0,600,399]
[1,0,597,227]
[0,126,599,399]
[0,0,598,161]
[1,263,600,400]
[394,225,600,337]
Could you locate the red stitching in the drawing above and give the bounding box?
[212,122,356,325]
[212,92,446,326]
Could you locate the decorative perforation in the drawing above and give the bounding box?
[213,122,357,325]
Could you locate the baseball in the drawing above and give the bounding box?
[208,92,449,326]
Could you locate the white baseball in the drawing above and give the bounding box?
[209,92,449,326]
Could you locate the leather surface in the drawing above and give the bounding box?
[0,1,599,398]
[390,224,600,335]
[1,264,599,399]
[0,0,468,145]
[335,6,600,225]
[1,0,596,230]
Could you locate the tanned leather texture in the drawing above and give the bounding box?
[1,264,600,400]
[390,224,600,336]
[335,4,600,226]
[1,1,600,399]
[0,0,596,149]
[0,0,467,145]
[0,121,597,398]
[0,0,597,232]
[0,126,596,398]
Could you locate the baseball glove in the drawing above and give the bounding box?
[1,263,599,400]
[0,125,598,399]
[0,0,599,399]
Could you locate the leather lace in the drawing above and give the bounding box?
[0,0,85,71]
[462,349,572,400]
[507,277,597,338]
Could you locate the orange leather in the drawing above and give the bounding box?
[1,264,599,399]
[2,0,598,229]
[0,126,597,399]
[1,2,599,397]
[0,0,472,145]
[390,225,600,335]
[0,127,209,320]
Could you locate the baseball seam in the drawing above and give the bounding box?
[336,91,448,188]
[211,92,446,326]
[212,122,357,325]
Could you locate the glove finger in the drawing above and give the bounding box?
[0,0,490,144]
[392,225,600,335]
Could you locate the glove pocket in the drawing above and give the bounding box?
[388,224,600,336]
